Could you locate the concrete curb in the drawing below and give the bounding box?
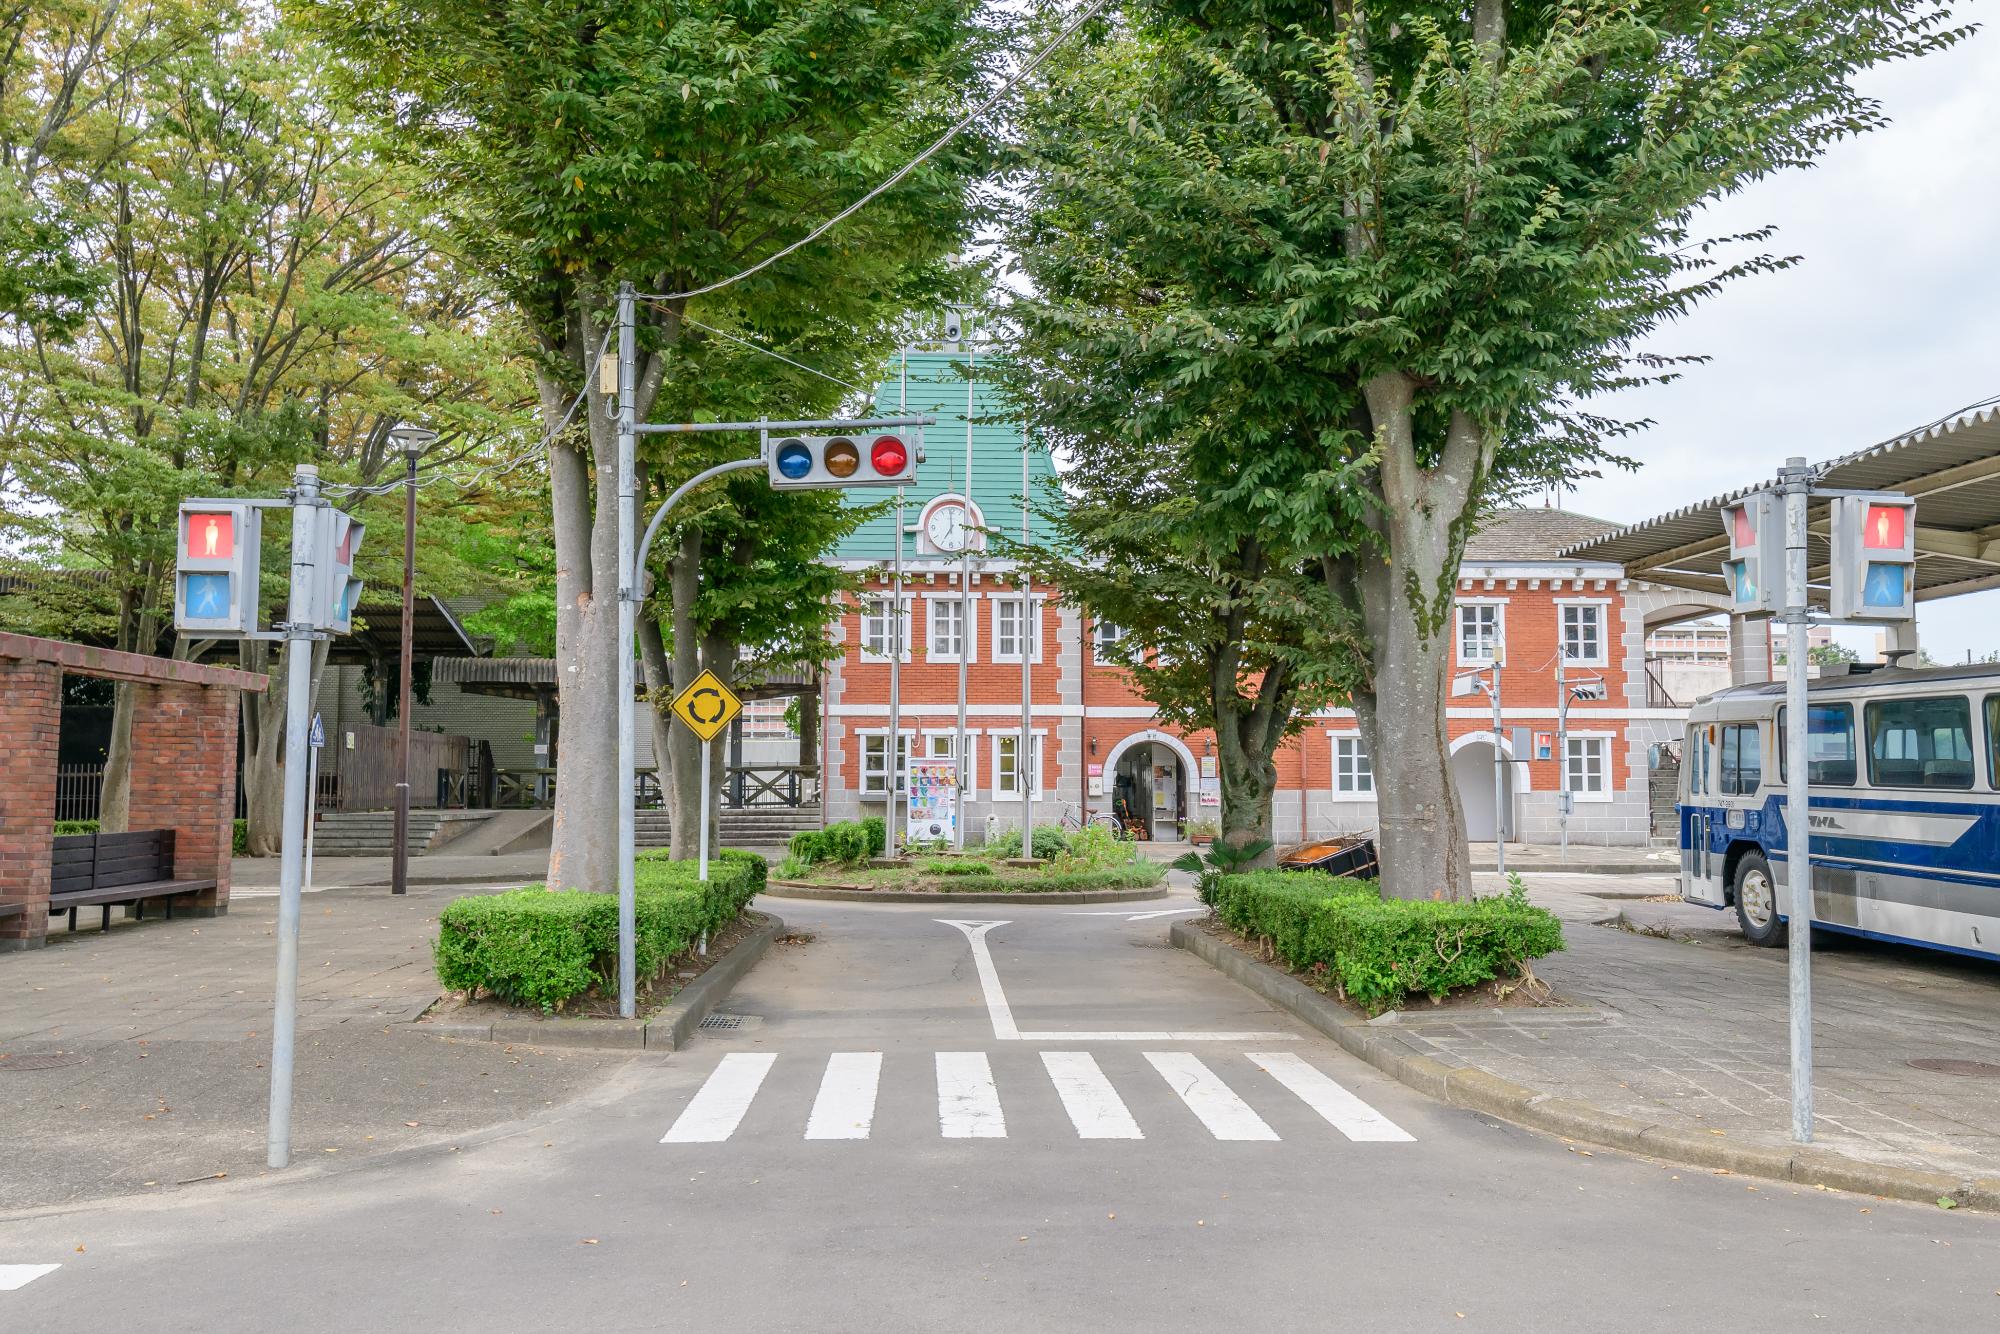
[1169,917,2000,1214]
[1471,861,1672,875]
[414,912,784,1051]
[761,882,1167,905]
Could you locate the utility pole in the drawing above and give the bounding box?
[614,283,638,1019]
[1489,650,1506,877]
[955,317,974,849]
[1020,422,1033,849]
[889,488,905,851]
[387,424,434,896]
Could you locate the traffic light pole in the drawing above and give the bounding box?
[1780,455,1815,1144]
[267,464,324,1169]
[615,284,640,1019]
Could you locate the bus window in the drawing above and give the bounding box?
[1720,723,1762,795]
[1777,703,1857,786]
[1696,726,1712,795]
[1988,696,2000,790]
[1866,695,1975,790]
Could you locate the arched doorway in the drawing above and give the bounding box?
[1450,735,1517,843]
[1102,731,1194,841]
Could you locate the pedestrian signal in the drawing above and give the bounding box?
[1828,494,1916,623]
[1719,491,1783,616]
[175,501,262,635]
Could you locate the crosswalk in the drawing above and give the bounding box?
[0,1265,61,1293]
[661,1050,1413,1146]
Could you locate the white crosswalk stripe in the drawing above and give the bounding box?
[936,1051,1007,1138]
[661,1052,776,1143]
[1247,1051,1414,1142]
[0,1264,61,1292]
[805,1051,882,1140]
[1042,1051,1144,1139]
[659,1050,1412,1147]
[1144,1051,1280,1141]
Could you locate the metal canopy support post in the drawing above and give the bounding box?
[267,464,323,1170]
[615,283,638,1020]
[1781,455,1816,1143]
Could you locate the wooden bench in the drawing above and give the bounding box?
[48,830,215,933]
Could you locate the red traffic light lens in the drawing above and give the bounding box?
[870,435,907,476]
[1863,504,1906,550]
[824,438,860,478]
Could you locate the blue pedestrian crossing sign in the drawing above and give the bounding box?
[309,713,324,748]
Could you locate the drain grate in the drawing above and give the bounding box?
[1907,1058,2000,1077]
[699,1013,747,1030]
[0,1051,88,1071]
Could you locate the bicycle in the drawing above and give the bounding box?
[1053,799,1124,836]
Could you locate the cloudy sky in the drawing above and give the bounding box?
[1567,0,2000,662]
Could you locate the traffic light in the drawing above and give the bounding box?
[766,429,921,490]
[319,509,364,634]
[1828,494,1916,622]
[175,501,262,635]
[1719,491,1783,615]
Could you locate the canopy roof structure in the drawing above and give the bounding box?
[1559,403,2000,607]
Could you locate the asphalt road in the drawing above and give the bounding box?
[3,886,1997,1332]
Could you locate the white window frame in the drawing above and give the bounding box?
[1093,619,1127,660]
[1331,733,1375,799]
[859,594,914,663]
[858,729,915,797]
[990,731,1045,799]
[990,592,1045,664]
[924,593,976,664]
[922,730,974,788]
[1556,599,1610,668]
[1564,733,1614,803]
[1456,600,1505,666]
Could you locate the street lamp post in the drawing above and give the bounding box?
[387,423,436,897]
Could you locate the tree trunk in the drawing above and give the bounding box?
[667,527,703,860]
[239,638,328,857]
[1349,378,1493,901]
[637,616,676,823]
[99,684,135,833]
[542,300,622,892]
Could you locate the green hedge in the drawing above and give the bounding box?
[1029,862,1164,892]
[434,851,766,1012]
[1208,871,1564,1014]
[788,819,878,866]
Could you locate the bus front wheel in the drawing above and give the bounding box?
[1733,851,1787,948]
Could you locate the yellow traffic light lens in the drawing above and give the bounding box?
[825,438,860,477]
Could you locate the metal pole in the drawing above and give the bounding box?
[1021,422,1033,850]
[889,490,904,854]
[699,744,711,882]
[615,283,638,1020]
[956,327,973,849]
[1490,660,1506,877]
[304,740,320,895]
[267,464,321,1170]
[1557,657,1570,863]
[392,449,417,895]
[1782,456,1816,1143]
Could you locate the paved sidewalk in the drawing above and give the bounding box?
[0,879,633,1213]
[229,851,547,891]
[1378,871,2000,1179]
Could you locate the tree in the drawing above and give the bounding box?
[304,0,995,889]
[1004,0,1964,899]
[998,420,1367,864]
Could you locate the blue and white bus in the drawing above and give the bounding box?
[1679,662,2000,961]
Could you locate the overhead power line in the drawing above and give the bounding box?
[642,0,1113,304]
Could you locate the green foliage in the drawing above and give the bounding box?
[982,824,1069,860]
[1174,839,1278,903]
[54,817,248,854]
[859,816,887,858]
[1208,873,1565,1015]
[1044,824,1140,875]
[53,820,98,836]
[923,858,995,877]
[433,852,764,1011]
[787,820,875,867]
[1029,863,1165,893]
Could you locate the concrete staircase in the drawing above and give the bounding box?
[1648,756,1681,848]
[310,809,493,857]
[635,804,823,851]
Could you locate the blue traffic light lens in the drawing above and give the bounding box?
[775,440,811,479]
[1862,562,1906,608]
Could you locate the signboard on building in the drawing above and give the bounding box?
[906,759,958,845]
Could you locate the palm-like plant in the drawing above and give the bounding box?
[1171,838,1276,904]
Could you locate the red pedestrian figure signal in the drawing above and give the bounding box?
[1863,503,1906,550]
[187,512,234,561]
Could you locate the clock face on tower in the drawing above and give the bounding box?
[925,500,970,552]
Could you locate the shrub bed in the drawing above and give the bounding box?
[434,851,766,1012]
[1207,871,1564,1015]
[55,817,249,854]
[788,818,885,867]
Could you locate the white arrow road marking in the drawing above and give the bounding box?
[1248,1052,1414,1142]
[936,1052,1006,1138]
[662,1052,776,1143]
[805,1052,882,1141]
[1146,1051,1280,1141]
[0,1264,60,1292]
[936,919,1288,1042]
[1042,1052,1143,1139]
[1065,908,1207,921]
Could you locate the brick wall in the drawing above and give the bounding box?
[0,661,61,949]
[128,681,239,915]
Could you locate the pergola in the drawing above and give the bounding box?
[1560,405,2000,613]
